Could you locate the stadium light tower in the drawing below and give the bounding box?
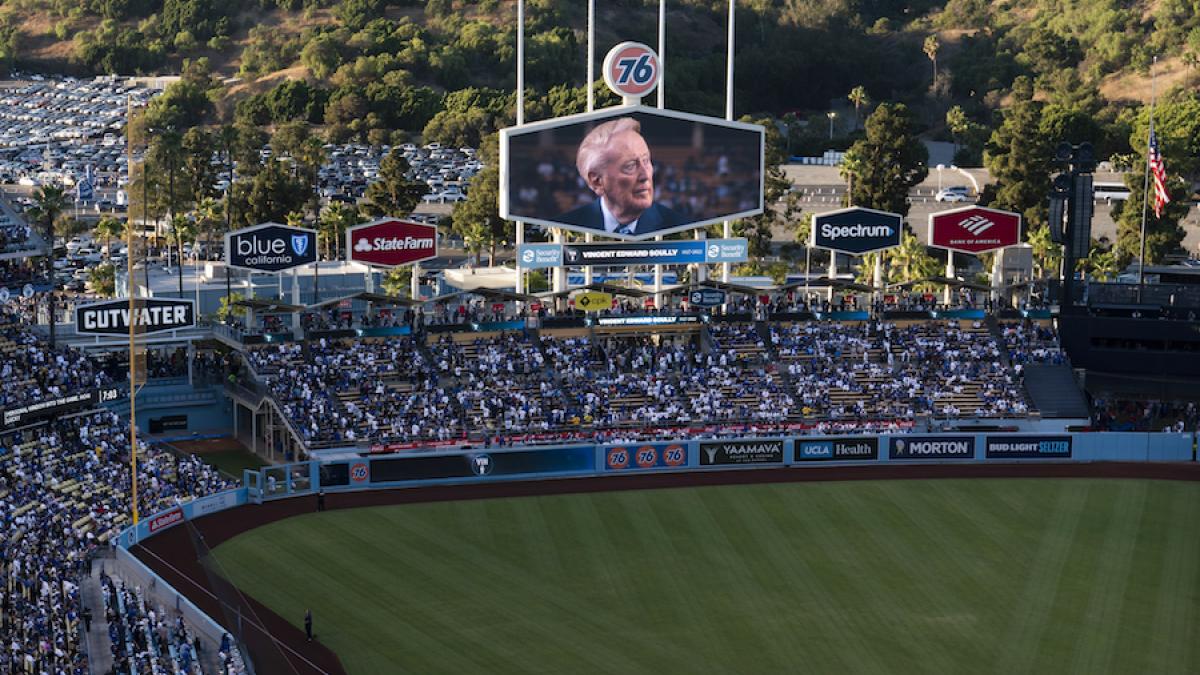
[827,111,837,140]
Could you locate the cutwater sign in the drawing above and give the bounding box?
[76,298,195,335]
[985,436,1072,459]
[812,207,902,255]
[889,435,975,460]
[224,223,317,272]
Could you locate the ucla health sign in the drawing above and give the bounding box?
[812,207,902,255]
[795,437,878,461]
[224,223,317,273]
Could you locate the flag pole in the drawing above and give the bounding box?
[1137,56,1157,292]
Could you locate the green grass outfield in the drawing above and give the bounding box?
[208,479,1200,674]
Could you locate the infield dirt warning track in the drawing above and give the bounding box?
[135,461,1200,675]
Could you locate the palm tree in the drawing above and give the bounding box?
[193,196,223,260]
[167,214,197,295]
[1027,223,1062,281]
[848,86,869,130]
[28,185,68,346]
[95,216,124,261]
[923,35,940,85]
[888,231,940,291]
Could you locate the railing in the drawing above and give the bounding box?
[1080,282,1200,309]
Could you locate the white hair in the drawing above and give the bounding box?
[575,117,642,181]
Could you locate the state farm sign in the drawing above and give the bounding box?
[929,206,1021,255]
[346,218,438,268]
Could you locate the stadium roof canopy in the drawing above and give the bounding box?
[778,278,877,293]
[540,282,655,298]
[887,277,992,292]
[427,288,541,304]
[692,280,766,296]
[232,298,306,313]
[305,292,420,310]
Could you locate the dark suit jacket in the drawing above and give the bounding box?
[557,199,686,236]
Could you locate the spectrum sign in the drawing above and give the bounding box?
[811,207,902,255]
[347,218,438,268]
[929,206,1021,255]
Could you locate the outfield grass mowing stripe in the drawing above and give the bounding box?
[1071,482,1146,674]
[209,479,1200,674]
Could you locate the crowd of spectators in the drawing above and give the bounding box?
[998,321,1068,368]
[0,408,235,674]
[0,306,115,411]
[100,575,247,675]
[246,316,1053,448]
[1093,398,1200,432]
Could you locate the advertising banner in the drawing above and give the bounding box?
[699,439,785,466]
[347,218,438,268]
[985,436,1072,459]
[146,506,184,534]
[688,289,726,307]
[76,298,195,335]
[2,386,122,428]
[592,315,700,327]
[794,437,878,462]
[224,222,317,272]
[604,443,688,471]
[889,436,975,460]
[929,206,1021,254]
[518,243,564,269]
[501,106,764,241]
[557,239,750,267]
[369,446,594,482]
[574,292,613,312]
[811,207,902,255]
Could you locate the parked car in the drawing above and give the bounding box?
[935,186,971,202]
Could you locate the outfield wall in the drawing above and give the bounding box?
[112,430,1195,672]
[118,432,1195,548]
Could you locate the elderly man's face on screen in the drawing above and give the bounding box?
[584,129,654,223]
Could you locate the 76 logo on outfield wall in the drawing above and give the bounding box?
[635,446,659,468]
[607,447,630,470]
[350,462,369,484]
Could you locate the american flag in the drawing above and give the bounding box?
[1149,129,1170,218]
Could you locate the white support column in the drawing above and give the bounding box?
[654,234,664,309]
[722,0,735,285]
[944,251,955,306]
[587,0,596,113]
[695,229,707,283]
[873,254,883,306]
[290,267,300,332]
[827,252,837,304]
[584,232,594,285]
[411,262,421,300]
[515,0,526,296]
[552,229,565,294]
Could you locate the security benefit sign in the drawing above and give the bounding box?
[347,218,438,268]
[811,207,902,255]
[76,298,195,335]
[688,288,726,307]
[985,435,1072,459]
[929,206,1021,255]
[794,437,878,462]
[605,443,688,471]
[700,439,784,466]
[889,436,975,460]
[224,222,317,272]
